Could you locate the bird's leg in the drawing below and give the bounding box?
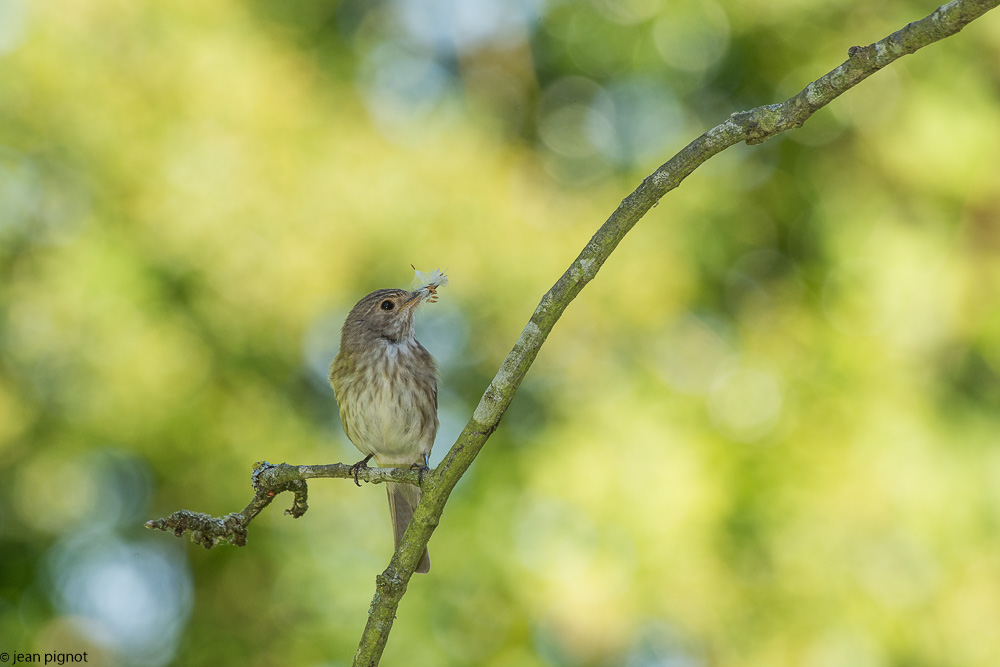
[349,454,373,487]
[410,453,430,484]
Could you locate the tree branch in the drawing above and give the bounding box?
[145,462,422,548]
[351,0,999,664]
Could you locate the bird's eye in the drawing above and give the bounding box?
[380,300,395,311]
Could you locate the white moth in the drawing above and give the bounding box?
[411,266,449,302]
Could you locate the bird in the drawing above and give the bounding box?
[329,280,444,574]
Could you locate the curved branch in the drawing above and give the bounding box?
[145,462,423,548]
[352,0,999,664]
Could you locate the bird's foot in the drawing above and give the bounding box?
[349,454,373,487]
[410,454,430,484]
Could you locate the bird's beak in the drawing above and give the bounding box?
[400,291,424,310]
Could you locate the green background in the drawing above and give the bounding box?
[2,0,999,665]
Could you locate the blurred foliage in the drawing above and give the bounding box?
[1,0,999,665]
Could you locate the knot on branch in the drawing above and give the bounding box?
[730,109,780,146]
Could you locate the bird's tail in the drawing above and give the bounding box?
[386,481,431,574]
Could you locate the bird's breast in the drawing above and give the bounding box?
[333,338,437,463]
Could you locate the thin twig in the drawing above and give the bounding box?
[145,462,422,547]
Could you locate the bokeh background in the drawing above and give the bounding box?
[2,0,999,665]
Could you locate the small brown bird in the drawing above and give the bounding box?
[329,279,444,574]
